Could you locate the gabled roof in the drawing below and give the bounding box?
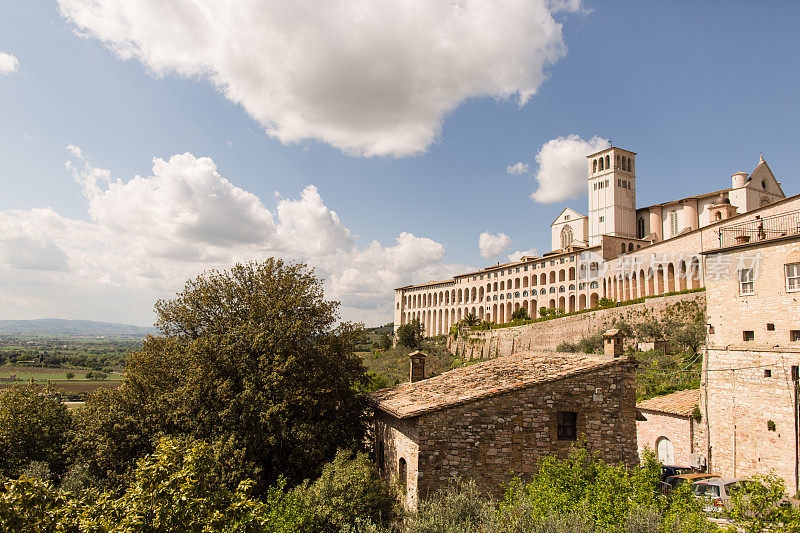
[365,352,633,419]
[637,388,699,417]
[551,207,587,226]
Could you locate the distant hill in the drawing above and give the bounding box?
[0,319,156,337]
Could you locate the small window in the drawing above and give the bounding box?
[767,323,775,331]
[739,268,754,295]
[599,216,605,222]
[708,325,715,334]
[743,330,755,342]
[557,411,578,441]
[791,330,800,342]
[786,263,800,292]
[398,458,407,492]
[765,369,772,378]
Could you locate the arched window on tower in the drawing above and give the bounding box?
[636,217,645,239]
[669,211,679,237]
[599,158,604,171]
[605,155,610,168]
[560,225,574,249]
[627,158,632,172]
[593,159,597,173]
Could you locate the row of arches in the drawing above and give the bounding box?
[403,268,583,310]
[605,258,701,303]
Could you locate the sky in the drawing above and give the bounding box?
[0,0,798,327]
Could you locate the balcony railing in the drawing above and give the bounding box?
[718,209,800,248]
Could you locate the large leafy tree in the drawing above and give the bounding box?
[73,259,368,493]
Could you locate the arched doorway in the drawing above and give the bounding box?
[656,437,674,465]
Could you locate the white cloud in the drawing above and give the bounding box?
[0,148,462,325]
[0,52,19,75]
[479,231,512,259]
[530,134,609,203]
[65,144,83,158]
[506,162,529,175]
[507,247,539,262]
[58,0,581,157]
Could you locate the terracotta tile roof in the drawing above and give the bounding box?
[637,388,700,417]
[365,352,633,419]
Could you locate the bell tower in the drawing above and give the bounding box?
[587,146,637,246]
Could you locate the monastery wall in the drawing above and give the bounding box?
[449,291,706,359]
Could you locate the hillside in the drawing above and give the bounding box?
[0,318,156,337]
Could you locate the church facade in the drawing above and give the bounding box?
[394,146,787,337]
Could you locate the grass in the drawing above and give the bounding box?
[0,364,124,381]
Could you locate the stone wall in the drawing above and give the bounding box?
[637,410,695,466]
[415,359,638,501]
[449,292,705,359]
[374,412,421,510]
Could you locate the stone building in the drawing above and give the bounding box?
[393,147,789,338]
[636,388,705,468]
[701,209,800,493]
[365,350,638,509]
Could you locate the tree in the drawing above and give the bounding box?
[0,385,71,479]
[598,297,616,309]
[396,319,423,348]
[377,333,392,350]
[511,308,529,321]
[539,307,550,318]
[462,313,480,327]
[72,259,368,494]
[65,371,75,380]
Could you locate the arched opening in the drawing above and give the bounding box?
[690,257,701,289]
[492,304,498,322]
[593,159,597,173]
[627,158,632,172]
[500,281,505,291]
[599,158,604,171]
[549,298,556,309]
[639,269,646,297]
[531,300,537,318]
[568,295,575,313]
[515,278,520,289]
[479,286,484,300]
[499,304,505,323]
[569,267,575,281]
[579,294,586,310]
[627,243,634,252]
[667,263,676,293]
[549,271,556,284]
[656,437,674,465]
[621,243,626,254]
[657,265,666,295]
[558,296,565,312]
[540,273,547,285]
[530,275,537,286]
[398,458,407,494]
[559,269,565,282]
[605,155,610,168]
[679,261,688,291]
[522,300,529,315]
[590,293,599,309]
[506,302,512,320]
[471,287,477,301]
[561,225,574,249]
[630,272,637,299]
[457,289,462,304]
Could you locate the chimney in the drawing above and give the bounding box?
[409,351,427,382]
[602,329,624,360]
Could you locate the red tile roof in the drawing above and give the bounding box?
[365,352,633,419]
[637,388,700,417]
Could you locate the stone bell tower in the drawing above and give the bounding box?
[587,147,637,246]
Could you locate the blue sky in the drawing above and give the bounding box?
[0,1,798,326]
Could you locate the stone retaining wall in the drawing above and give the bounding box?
[449,292,705,359]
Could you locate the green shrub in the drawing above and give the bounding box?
[0,385,71,479]
[397,319,423,348]
[296,449,398,531]
[407,478,495,533]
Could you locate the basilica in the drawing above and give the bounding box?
[394,146,787,336]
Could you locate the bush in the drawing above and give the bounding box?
[407,478,495,533]
[296,449,398,531]
[598,297,616,309]
[0,385,71,479]
[511,308,529,321]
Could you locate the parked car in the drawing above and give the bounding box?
[691,477,742,513]
[661,473,719,495]
[660,465,697,482]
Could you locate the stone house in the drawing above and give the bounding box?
[365,348,638,510]
[701,211,800,493]
[636,388,705,468]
